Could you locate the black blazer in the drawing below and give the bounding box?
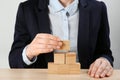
[9,0,114,68]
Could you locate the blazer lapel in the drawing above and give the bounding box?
[36,0,51,33]
[34,0,54,64]
[78,0,90,68]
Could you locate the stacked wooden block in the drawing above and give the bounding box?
[48,40,81,74]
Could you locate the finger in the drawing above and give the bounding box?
[88,63,94,75]
[90,59,102,77]
[100,65,111,78]
[33,48,54,56]
[95,60,108,78]
[33,43,59,49]
[36,33,61,41]
[39,48,54,53]
[106,67,113,77]
[37,38,62,46]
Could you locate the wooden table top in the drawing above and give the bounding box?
[0,69,120,80]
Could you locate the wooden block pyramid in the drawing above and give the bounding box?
[48,40,81,74]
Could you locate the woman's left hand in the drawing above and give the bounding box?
[88,57,113,78]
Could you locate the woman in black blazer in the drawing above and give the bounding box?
[9,0,114,78]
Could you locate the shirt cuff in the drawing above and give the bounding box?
[22,46,37,65]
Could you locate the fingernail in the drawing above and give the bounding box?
[95,75,99,78]
[50,49,53,51]
[101,74,105,78]
[88,71,90,74]
[57,46,60,49]
[91,74,94,77]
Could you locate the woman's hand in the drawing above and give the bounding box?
[88,57,113,78]
[26,33,62,60]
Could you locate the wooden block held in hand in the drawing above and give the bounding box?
[66,52,76,64]
[54,53,65,64]
[48,62,80,74]
[58,40,70,51]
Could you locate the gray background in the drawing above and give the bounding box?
[0,0,119,69]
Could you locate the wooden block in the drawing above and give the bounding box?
[54,53,65,64]
[58,40,70,51]
[48,62,81,74]
[66,52,76,64]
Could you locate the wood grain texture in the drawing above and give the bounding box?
[66,52,76,64]
[48,62,80,74]
[54,53,65,64]
[58,40,70,51]
[0,69,119,80]
[50,52,80,74]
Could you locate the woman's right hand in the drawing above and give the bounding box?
[26,33,63,60]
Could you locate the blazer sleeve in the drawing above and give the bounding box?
[9,3,31,68]
[94,2,114,66]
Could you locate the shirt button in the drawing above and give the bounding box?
[66,12,69,17]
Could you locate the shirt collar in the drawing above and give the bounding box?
[49,0,64,13]
[65,0,79,16]
[49,0,79,16]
